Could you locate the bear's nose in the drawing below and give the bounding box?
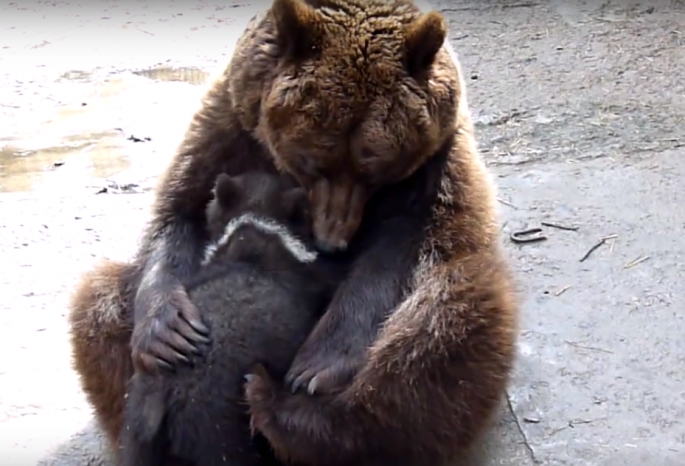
[315,237,348,254]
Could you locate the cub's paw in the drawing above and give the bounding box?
[244,364,276,399]
[285,347,364,395]
[131,282,210,374]
[244,364,278,433]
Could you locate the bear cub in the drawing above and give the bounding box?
[119,171,343,466]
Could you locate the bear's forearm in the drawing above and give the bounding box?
[132,113,245,322]
[324,274,403,355]
[327,217,425,351]
[136,147,223,297]
[142,220,207,281]
[133,219,207,323]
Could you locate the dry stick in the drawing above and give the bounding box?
[541,221,579,231]
[579,234,618,262]
[624,255,650,269]
[555,285,571,296]
[497,197,517,209]
[564,340,614,354]
[500,2,539,8]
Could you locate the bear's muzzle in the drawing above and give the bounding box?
[309,177,369,253]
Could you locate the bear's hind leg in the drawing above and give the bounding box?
[246,364,362,466]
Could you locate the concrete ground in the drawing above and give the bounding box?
[1,0,683,465]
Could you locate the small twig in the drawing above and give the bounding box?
[580,239,605,262]
[135,28,155,36]
[564,340,613,354]
[569,419,593,427]
[510,228,547,244]
[579,234,617,262]
[554,285,571,296]
[541,221,579,231]
[500,2,539,8]
[497,197,517,209]
[549,418,596,436]
[624,255,650,269]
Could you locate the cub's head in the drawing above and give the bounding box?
[232,0,459,252]
[204,172,316,267]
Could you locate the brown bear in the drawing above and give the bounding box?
[119,172,342,466]
[67,0,518,464]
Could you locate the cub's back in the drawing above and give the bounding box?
[152,261,327,465]
[179,260,325,394]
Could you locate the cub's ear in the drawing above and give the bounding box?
[213,173,243,207]
[404,10,447,76]
[282,187,310,223]
[271,0,320,58]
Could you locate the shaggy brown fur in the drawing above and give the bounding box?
[69,260,138,452]
[242,1,519,465]
[68,0,518,463]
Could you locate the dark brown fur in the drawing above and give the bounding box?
[68,0,518,464]
[119,173,340,466]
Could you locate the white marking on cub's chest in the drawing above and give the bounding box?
[202,213,318,266]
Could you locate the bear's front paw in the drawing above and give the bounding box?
[285,347,364,395]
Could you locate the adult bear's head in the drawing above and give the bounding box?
[232,0,460,252]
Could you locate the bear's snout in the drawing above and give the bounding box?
[310,177,368,253]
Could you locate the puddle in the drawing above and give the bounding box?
[0,133,131,194]
[132,66,210,85]
[0,0,249,196]
[0,65,210,194]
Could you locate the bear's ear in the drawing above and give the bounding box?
[404,11,446,77]
[271,0,320,59]
[213,173,243,208]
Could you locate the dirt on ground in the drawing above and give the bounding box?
[1,1,683,465]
